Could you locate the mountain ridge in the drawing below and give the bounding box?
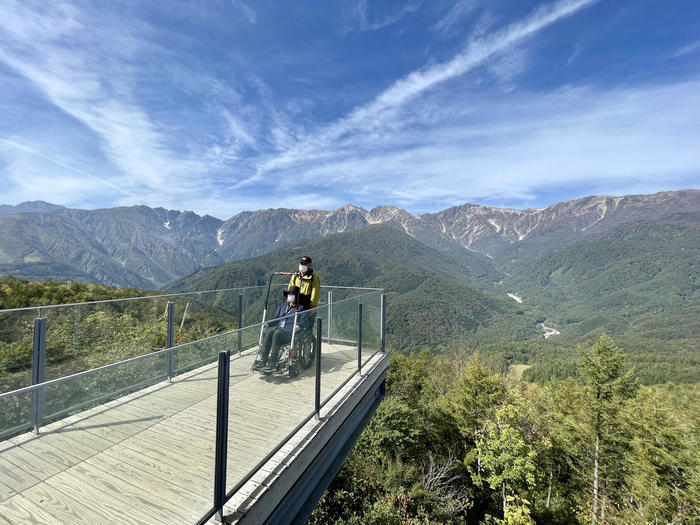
[0,189,697,287]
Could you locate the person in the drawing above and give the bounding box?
[288,255,320,309]
[256,286,310,372]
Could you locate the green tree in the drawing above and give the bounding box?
[579,335,638,524]
[472,391,536,519]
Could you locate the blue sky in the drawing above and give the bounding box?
[0,0,699,219]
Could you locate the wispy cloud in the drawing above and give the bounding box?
[0,0,257,211]
[231,0,256,24]
[309,80,700,209]
[342,0,422,34]
[1,0,697,219]
[432,0,480,37]
[254,0,598,181]
[670,39,700,59]
[0,137,132,197]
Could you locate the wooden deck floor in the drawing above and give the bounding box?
[0,343,368,524]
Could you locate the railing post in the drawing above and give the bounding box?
[167,301,174,382]
[315,317,322,419]
[237,293,243,356]
[214,350,230,522]
[357,303,363,375]
[380,294,386,352]
[31,317,47,434]
[327,291,333,344]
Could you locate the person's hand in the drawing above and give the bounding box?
[263,322,268,328]
[294,325,300,332]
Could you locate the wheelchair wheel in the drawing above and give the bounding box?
[300,334,316,369]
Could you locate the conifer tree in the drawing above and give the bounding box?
[579,335,638,524]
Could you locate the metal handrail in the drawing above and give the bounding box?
[0,286,266,314]
[0,285,381,314]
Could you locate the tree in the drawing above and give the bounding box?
[471,391,536,520]
[578,335,638,524]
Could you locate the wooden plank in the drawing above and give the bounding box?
[107,403,217,446]
[105,441,213,482]
[0,493,73,525]
[11,430,101,461]
[0,439,80,482]
[83,452,210,521]
[102,442,210,489]
[117,430,216,478]
[15,481,112,524]
[45,462,188,524]
[0,456,41,502]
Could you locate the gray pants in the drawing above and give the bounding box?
[260,327,292,366]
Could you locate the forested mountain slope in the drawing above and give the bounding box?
[505,212,699,338]
[169,225,540,351]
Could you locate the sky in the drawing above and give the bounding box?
[0,0,699,219]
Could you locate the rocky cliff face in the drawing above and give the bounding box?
[0,190,697,288]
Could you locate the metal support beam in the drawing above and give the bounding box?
[315,317,322,419]
[380,294,386,352]
[31,317,47,434]
[167,301,174,381]
[327,291,333,344]
[214,350,231,523]
[357,303,362,375]
[237,293,243,356]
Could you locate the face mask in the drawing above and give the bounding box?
[299,264,309,273]
[287,295,296,304]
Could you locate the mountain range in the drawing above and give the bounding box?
[1,190,698,288]
[1,190,697,383]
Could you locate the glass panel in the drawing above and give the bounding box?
[172,330,236,376]
[42,351,169,423]
[318,300,359,403]
[0,308,39,393]
[226,312,320,494]
[0,348,219,522]
[361,290,383,366]
[0,389,33,439]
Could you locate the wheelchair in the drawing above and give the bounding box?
[252,320,316,378]
[250,271,318,378]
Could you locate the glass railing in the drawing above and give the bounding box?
[0,285,379,395]
[221,289,385,509]
[0,286,385,523]
[0,287,383,435]
[0,287,270,395]
[0,343,222,522]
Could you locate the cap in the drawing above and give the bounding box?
[299,256,312,265]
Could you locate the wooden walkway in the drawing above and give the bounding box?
[0,343,363,524]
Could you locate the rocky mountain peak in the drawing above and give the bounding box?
[1,190,697,288]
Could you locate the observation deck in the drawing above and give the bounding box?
[0,286,388,524]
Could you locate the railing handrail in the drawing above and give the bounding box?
[0,285,382,314]
[0,288,383,400]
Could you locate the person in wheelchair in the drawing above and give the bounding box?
[257,286,311,372]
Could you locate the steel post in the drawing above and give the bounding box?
[31,317,47,434]
[380,294,386,352]
[237,293,243,356]
[167,301,174,381]
[214,350,230,522]
[315,317,322,419]
[327,291,333,344]
[357,303,363,375]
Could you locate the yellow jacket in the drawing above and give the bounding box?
[289,271,320,308]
